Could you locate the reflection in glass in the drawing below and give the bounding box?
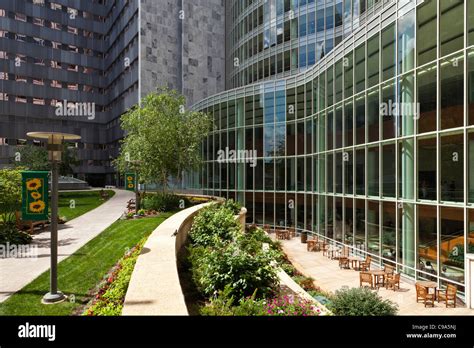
[418,137,436,201]
[335,106,343,149]
[275,158,285,191]
[417,0,437,66]
[368,146,379,197]
[367,88,379,143]
[417,205,437,281]
[441,55,464,130]
[399,139,414,200]
[336,152,343,194]
[399,202,415,276]
[355,199,366,252]
[417,63,437,133]
[344,52,354,98]
[345,198,354,245]
[381,80,395,140]
[382,143,395,198]
[440,0,464,57]
[398,73,415,137]
[327,196,334,239]
[327,153,333,194]
[335,198,343,242]
[367,33,379,87]
[382,23,396,81]
[345,100,354,147]
[469,132,474,202]
[440,207,464,285]
[382,202,396,264]
[264,192,274,226]
[469,49,474,125]
[356,148,365,196]
[355,44,366,93]
[344,150,353,195]
[367,201,380,259]
[297,157,304,191]
[441,133,463,203]
[355,94,365,145]
[398,10,415,74]
[287,157,295,191]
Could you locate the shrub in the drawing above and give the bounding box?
[142,193,189,212]
[189,237,279,300]
[221,199,242,215]
[0,169,22,222]
[0,222,32,245]
[188,205,240,248]
[330,287,398,316]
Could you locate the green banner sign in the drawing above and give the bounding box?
[125,173,136,192]
[22,171,49,221]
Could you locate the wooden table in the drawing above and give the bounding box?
[416,281,438,300]
[368,270,387,288]
[348,257,364,270]
[276,230,290,240]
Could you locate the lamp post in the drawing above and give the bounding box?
[27,132,81,304]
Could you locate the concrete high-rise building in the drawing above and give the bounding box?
[0,0,225,186]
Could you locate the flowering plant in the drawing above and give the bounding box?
[263,295,321,316]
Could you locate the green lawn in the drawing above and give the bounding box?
[0,213,172,316]
[57,190,115,221]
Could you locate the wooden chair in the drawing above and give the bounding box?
[359,256,372,271]
[340,246,350,258]
[360,272,373,289]
[288,227,296,238]
[416,284,435,307]
[384,264,395,275]
[437,284,457,308]
[322,243,329,257]
[385,273,400,291]
[339,256,350,269]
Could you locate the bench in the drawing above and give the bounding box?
[127,199,136,210]
[100,190,110,200]
[15,211,48,235]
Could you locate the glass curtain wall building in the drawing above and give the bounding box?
[190,0,474,296]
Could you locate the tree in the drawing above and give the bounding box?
[115,88,212,189]
[12,145,49,171]
[13,144,79,176]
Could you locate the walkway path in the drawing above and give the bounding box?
[0,189,134,303]
[281,238,474,315]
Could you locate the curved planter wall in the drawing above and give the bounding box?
[122,203,212,316]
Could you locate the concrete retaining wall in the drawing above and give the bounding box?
[122,203,211,316]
